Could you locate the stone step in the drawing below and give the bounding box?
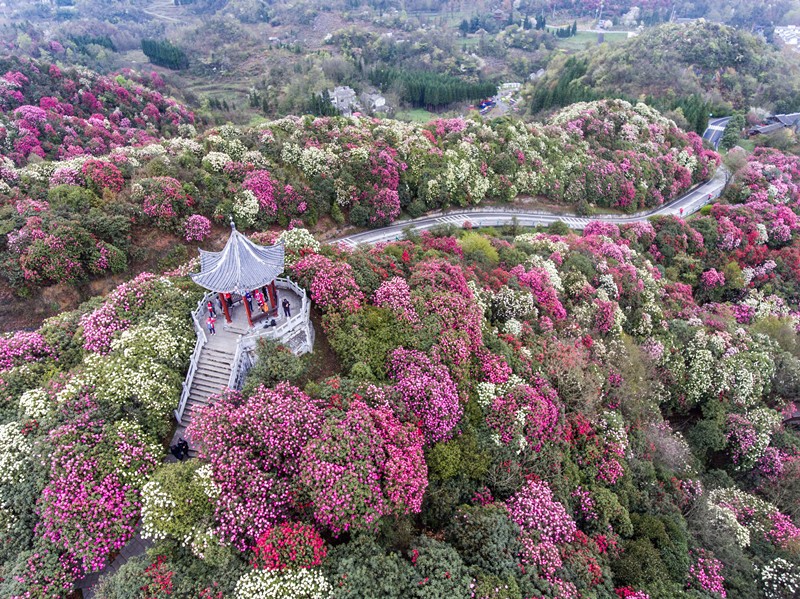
[193,370,230,385]
[197,357,231,370]
[191,382,228,397]
[201,350,235,363]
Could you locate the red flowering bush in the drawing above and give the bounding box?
[251,522,327,570]
[81,159,124,194]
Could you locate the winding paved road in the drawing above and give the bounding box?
[336,167,728,247]
[703,117,732,150]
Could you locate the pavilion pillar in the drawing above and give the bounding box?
[268,281,278,316]
[243,294,254,328]
[219,292,232,324]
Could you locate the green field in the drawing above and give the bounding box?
[394,108,438,123]
[557,31,629,51]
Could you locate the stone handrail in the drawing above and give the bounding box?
[227,277,312,391]
[175,292,213,423]
[241,278,310,345]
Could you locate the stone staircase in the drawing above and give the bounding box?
[179,345,235,456]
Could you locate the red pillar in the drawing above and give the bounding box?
[243,294,254,328]
[219,292,232,324]
[268,281,278,316]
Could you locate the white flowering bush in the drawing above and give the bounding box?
[278,228,321,265]
[202,151,233,172]
[234,569,332,599]
[0,423,28,485]
[110,315,194,370]
[492,287,537,322]
[760,558,800,599]
[18,387,50,419]
[141,461,216,547]
[231,190,259,227]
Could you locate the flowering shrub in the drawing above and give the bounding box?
[252,522,327,571]
[373,277,418,322]
[234,569,332,599]
[688,549,726,598]
[0,331,54,372]
[277,227,321,265]
[134,176,191,224]
[37,417,141,573]
[759,558,800,599]
[81,159,124,193]
[507,478,577,580]
[388,348,461,444]
[291,254,364,313]
[297,400,427,536]
[187,385,326,549]
[184,214,212,242]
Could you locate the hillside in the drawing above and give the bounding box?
[0,63,718,330]
[526,21,800,119]
[0,144,798,598]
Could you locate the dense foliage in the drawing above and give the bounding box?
[0,88,717,294]
[527,22,800,116]
[60,140,800,599]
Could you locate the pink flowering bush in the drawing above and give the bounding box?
[485,379,560,452]
[37,414,140,574]
[297,399,427,536]
[701,268,726,289]
[388,348,462,444]
[372,277,417,322]
[291,253,364,313]
[187,385,326,550]
[507,478,577,581]
[184,214,212,242]
[0,331,54,372]
[136,177,192,224]
[688,549,726,598]
[79,272,160,354]
[0,57,193,165]
[242,169,278,216]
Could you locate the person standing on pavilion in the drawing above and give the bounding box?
[206,315,217,335]
[282,298,291,317]
[245,291,254,313]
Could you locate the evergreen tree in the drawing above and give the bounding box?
[720,113,746,150]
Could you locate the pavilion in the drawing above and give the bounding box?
[190,221,285,328]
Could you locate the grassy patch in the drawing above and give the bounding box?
[395,108,437,123]
[557,31,628,51]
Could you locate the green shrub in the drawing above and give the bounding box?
[459,232,499,265]
[409,536,472,598]
[325,535,414,599]
[242,338,309,396]
[444,505,522,576]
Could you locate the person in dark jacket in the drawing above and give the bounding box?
[282,298,291,317]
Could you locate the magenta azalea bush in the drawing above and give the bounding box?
[184,214,212,242]
[297,400,427,536]
[388,347,461,444]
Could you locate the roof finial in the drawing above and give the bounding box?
[229,216,236,230]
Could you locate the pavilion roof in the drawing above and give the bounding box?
[190,224,285,293]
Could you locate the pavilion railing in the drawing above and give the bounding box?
[175,292,213,424]
[227,278,314,390]
[241,278,311,347]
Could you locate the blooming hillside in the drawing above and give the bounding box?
[0,98,717,294]
[0,56,194,165]
[2,139,798,597]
